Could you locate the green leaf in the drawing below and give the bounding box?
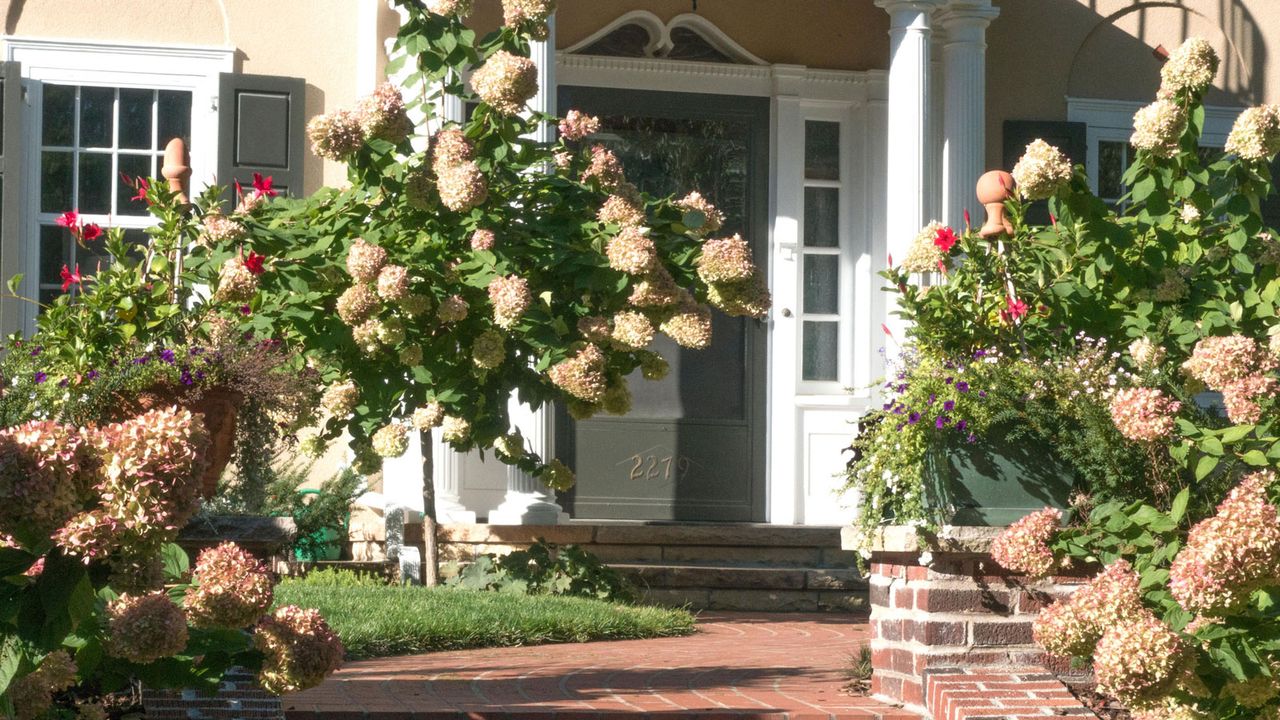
[1221,424,1256,443]
[5,274,23,296]
[1200,437,1224,456]
[1242,449,1269,466]
[1195,454,1219,480]
[1169,488,1190,524]
[161,543,190,582]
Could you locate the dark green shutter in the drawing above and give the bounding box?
[217,72,305,198]
[0,62,25,337]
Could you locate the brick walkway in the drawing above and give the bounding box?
[285,612,922,719]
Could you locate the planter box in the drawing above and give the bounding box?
[923,430,1074,526]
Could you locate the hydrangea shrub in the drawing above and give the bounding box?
[184,0,769,484]
[881,37,1280,719]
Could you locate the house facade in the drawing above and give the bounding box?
[2,0,1278,532]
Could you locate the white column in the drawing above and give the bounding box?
[382,431,475,561]
[876,0,943,343]
[489,396,568,524]
[489,16,568,526]
[939,1,999,231]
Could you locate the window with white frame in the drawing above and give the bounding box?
[1068,97,1240,204]
[2,37,230,326]
[799,117,850,387]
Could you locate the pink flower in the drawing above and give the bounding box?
[255,606,344,694]
[1001,295,1029,323]
[60,265,82,292]
[1109,386,1181,442]
[184,542,274,629]
[559,109,601,142]
[933,226,958,253]
[1169,471,1280,615]
[56,211,79,230]
[1032,559,1145,659]
[1094,613,1186,706]
[252,172,278,198]
[105,592,189,663]
[244,252,266,276]
[990,507,1060,578]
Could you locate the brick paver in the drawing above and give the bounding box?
[285,612,922,719]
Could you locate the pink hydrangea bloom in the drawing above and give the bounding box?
[1109,387,1181,442]
[1182,334,1276,389]
[356,83,412,143]
[345,239,388,283]
[0,420,92,539]
[470,50,537,116]
[548,344,608,403]
[559,109,600,142]
[255,606,344,694]
[1221,374,1277,424]
[488,275,532,329]
[581,145,625,189]
[659,302,714,349]
[696,234,756,284]
[106,592,190,663]
[1169,471,1280,615]
[1094,613,1186,706]
[606,227,657,275]
[184,542,274,629]
[1032,559,1145,658]
[990,507,1061,578]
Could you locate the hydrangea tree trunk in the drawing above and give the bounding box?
[419,428,439,586]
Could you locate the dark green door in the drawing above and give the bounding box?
[556,87,769,522]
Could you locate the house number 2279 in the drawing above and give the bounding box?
[627,454,692,482]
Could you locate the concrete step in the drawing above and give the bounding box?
[615,562,868,613]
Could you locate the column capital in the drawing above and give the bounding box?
[875,0,946,26]
[936,1,1000,31]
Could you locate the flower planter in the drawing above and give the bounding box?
[922,428,1074,526]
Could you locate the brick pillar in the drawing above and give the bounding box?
[849,526,1094,717]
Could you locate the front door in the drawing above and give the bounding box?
[556,87,769,522]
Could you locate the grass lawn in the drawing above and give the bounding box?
[274,582,697,660]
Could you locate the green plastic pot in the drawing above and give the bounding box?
[292,489,348,562]
[922,424,1074,526]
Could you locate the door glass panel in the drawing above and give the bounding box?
[117,154,152,215]
[803,255,839,315]
[79,87,115,148]
[805,120,840,181]
[804,187,839,247]
[803,321,838,381]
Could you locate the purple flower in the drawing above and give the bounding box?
[943,400,955,412]
[897,384,907,393]
[239,304,252,316]
[944,376,953,384]
[908,411,921,425]
[974,349,987,359]
[29,346,42,357]
[883,402,893,410]
[57,378,69,388]
[935,415,950,428]
[928,393,936,405]
[978,390,987,398]
[33,371,47,384]
[180,369,195,386]
[86,369,99,381]
[189,347,205,356]
[966,433,977,444]
[893,405,905,415]
[159,349,176,364]
[195,370,206,381]
[956,419,968,432]
[956,381,970,393]
[132,355,150,365]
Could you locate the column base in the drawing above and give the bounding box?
[436,498,477,524]
[488,492,568,525]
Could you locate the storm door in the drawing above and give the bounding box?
[556,87,769,522]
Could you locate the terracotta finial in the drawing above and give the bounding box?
[976,170,1016,239]
[161,137,192,204]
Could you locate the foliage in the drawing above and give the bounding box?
[182,0,769,483]
[891,38,1280,719]
[447,540,634,603]
[287,568,388,589]
[272,581,695,660]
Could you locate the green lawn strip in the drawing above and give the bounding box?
[274,583,697,660]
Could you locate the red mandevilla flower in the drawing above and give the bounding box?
[933,225,958,253]
[1001,295,1029,323]
[59,265,82,292]
[80,223,102,242]
[244,252,266,275]
[252,173,278,198]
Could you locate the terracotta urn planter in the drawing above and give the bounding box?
[111,385,244,498]
[976,170,1016,238]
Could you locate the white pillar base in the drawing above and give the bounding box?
[488,491,569,525]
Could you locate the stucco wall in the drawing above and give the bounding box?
[4,0,373,192]
[987,0,1280,169]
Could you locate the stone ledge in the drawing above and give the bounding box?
[843,525,1007,555]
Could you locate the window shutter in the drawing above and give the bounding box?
[0,62,25,337]
[217,72,305,198]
